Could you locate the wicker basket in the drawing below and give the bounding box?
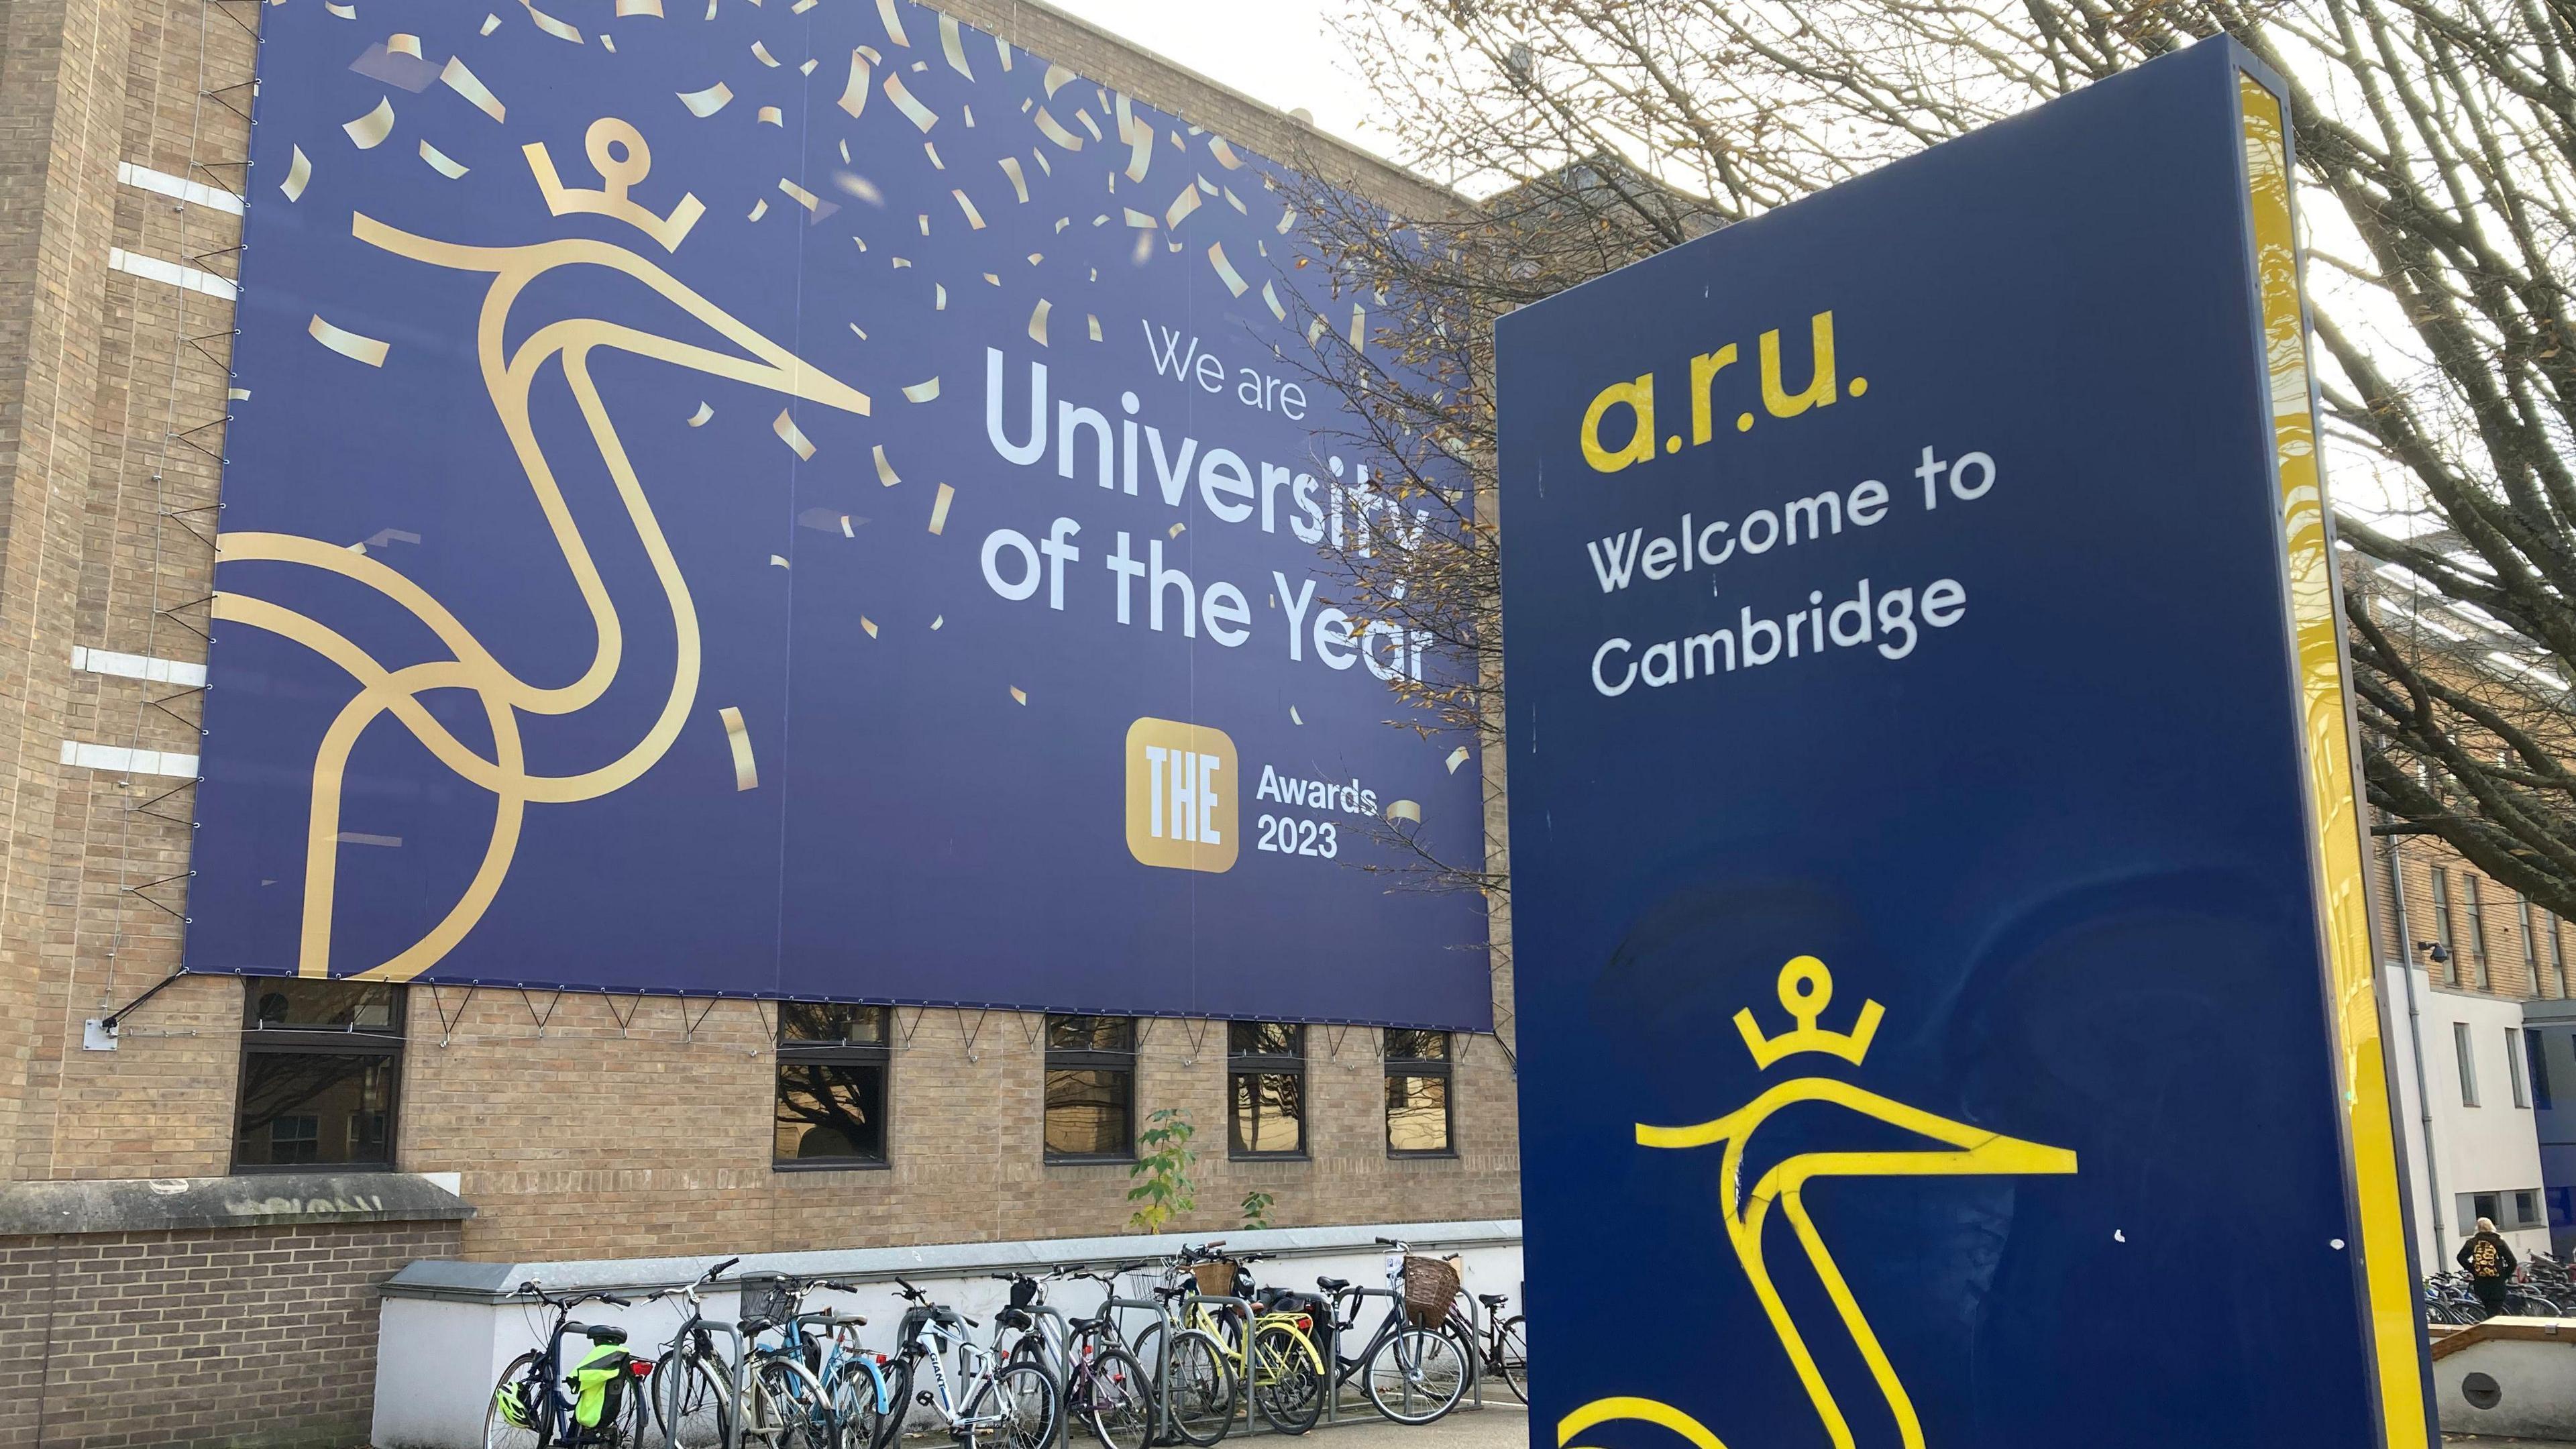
[1401,1255,1461,1328]
[1190,1259,1242,1298]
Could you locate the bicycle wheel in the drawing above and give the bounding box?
[1364,1326,1467,1425]
[1249,1322,1324,1436]
[655,1350,736,1449]
[749,1355,839,1449]
[1159,1330,1237,1447]
[872,1354,917,1449]
[831,1358,891,1449]
[1493,1317,1528,1406]
[1079,1348,1155,1449]
[486,1351,548,1449]
[979,1360,1059,1449]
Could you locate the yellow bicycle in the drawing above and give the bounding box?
[1135,1245,1329,1438]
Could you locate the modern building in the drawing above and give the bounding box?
[0,1,1514,1443]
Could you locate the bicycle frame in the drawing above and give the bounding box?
[506,1283,651,1448]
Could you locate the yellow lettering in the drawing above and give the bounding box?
[1761,311,1837,419]
[1690,345,1737,445]
[1580,374,1658,474]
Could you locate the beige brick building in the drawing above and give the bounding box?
[0,1,1512,1440]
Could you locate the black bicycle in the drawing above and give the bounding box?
[488,1281,655,1448]
[1311,1240,1469,1426]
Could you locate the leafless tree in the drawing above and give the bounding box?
[1281,0,2576,920]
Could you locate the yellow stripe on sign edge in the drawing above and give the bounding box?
[2238,68,2426,1449]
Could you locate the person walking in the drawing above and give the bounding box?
[2459,1216,2521,1319]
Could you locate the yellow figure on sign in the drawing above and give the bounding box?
[213,118,872,981]
[1561,955,2077,1449]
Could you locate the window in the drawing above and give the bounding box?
[2467,877,2493,989]
[2555,916,2571,998]
[774,1004,891,1169]
[234,979,402,1173]
[2522,895,2542,992]
[1224,1023,1307,1159]
[2457,1021,2481,1107]
[2510,1027,2532,1108]
[1045,1016,1136,1161]
[2518,1189,2546,1228]
[1385,1030,1456,1156]
[2432,868,2459,985]
[2530,1029,2555,1112]
[2466,1191,2502,1234]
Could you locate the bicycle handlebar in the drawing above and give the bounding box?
[706,1257,741,1283]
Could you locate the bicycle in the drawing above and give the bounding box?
[873,1278,1059,1449]
[1450,1288,1525,1406]
[645,1258,742,1449]
[1309,1239,1470,1426]
[487,1280,656,1448]
[739,1273,867,1449]
[1120,1264,1239,1446]
[1038,1264,1159,1449]
[1145,1245,1326,1436]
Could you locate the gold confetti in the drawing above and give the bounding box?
[999,156,1028,203]
[1386,800,1423,825]
[677,80,733,117]
[718,706,759,791]
[418,138,469,178]
[938,15,973,77]
[1308,317,1328,346]
[918,214,930,235]
[885,73,937,131]
[1276,205,1297,235]
[1122,208,1156,229]
[964,104,976,127]
[800,58,817,75]
[343,97,396,150]
[952,189,985,229]
[1087,314,1102,341]
[983,272,1001,284]
[1167,521,1185,539]
[860,616,879,638]
[441,57,506,122]
[1125,127,1154,182]
[924,142,945,169]
[873,445,900,486]
[1026,252,1042,265]
[934,283,945,309]
[1199,176,1218,197]
[1206,241,1248,297]
[773,409,815,460]
[1164,185,1201,229]
[1011,686,1028,705]
[1446,746,1470,774]
[521,0,583,42]
[1034,108,1084,150]
[769,554,791,570]
[875,0,910,46]
[1262,280,1286,321]
[1043,62,1075,96]
[757,105,784,126]
[1224,187,1248,215]
[616,0,663,13]
[229,387,252,401]
[1027,299,1051,345]
[833,170,882,204]
[890,256,910,268]
[1033,148,1051,176]
[482,13,502,34]
[841,140,852,163]
[1290,706,1304,725]
[928,482,955,534]
[687,402,713,427]
[902,378,941,402]
[837,51,871,117]
[388,32,422,56]
[1349,303,1367,351]
[930,615,945,630]
[780,177,821,213]
[996,36,1013,70]
[792,0,816,10]
[325,1,355,16]
[309,315,390,367]
[751,40,779,66]
[1076,109,1104,142]
[839,515,856,537]
[1211,137,1246,169]
[279,145,312,201]
[748,198,769,221]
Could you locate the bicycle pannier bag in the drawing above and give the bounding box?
[571,1342,633,1430]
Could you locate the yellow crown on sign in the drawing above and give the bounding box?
[523,117,706,252]
[1734,955,1884,1069]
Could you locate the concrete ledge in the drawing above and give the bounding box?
[385,1216,1522,1302]
[2432,1316,2576,1358]
[0,1172,476,1235]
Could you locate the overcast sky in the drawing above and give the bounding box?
[1042,1,1388,156]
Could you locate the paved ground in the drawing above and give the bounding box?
[1306,1402,1529,1449]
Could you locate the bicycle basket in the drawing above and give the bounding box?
[738,1272,797,1328]
[1401,1255,1462,1328]
[1190,1259,1243,1298]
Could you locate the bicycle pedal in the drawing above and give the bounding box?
[916,1391,936,1407]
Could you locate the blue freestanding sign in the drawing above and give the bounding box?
[1498,40,2428,1449]
[186,0,1486,1026]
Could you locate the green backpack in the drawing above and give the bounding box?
[571,1340,637,1430]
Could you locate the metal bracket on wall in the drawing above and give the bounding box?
[603,991,645,1036]
[955,1008,990,1063]
[200,79,254,121]
[160,502,221,551]
[127,776,198,828]
[895,1005,929,1051]
[123,870,193,923]
[424,983,477,1048]
[94,967,194,1044]
[516,987,562,1038]
[680,995,723,1044]
[1177,1018,1210,1068]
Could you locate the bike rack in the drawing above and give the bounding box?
[1018,1302,1073,1449]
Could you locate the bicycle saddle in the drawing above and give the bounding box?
[998,1307,1032,1330]
[569,1323,629,1345]
[1477,1294,1509,1309]
[1315,1277,1350,1293]
[1070,1316,1108,1334]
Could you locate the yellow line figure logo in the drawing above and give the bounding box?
[1563,955,2077,1449]
[211,118,871,981]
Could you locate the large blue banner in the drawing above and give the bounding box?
[188,0,1487,1028]
[1499,40,2427,1449]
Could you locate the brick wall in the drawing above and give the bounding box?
[0,1218,464,1449]
[2376,834,2576,1003]
[0,0,1520,1267]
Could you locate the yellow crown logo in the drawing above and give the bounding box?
[523,118,706,253]
[1733,955,1884,1069]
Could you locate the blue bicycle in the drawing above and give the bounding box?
[488,1280,655,1448]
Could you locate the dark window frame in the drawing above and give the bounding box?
[233,979,405,1176]
[1227,1022,1309,1161]
[1383,1029,1457,1159]
[1044,1015,1139,1164]
[773,1003,894,1173]
[2467,875,2493,989]
[2432,867,2459,986]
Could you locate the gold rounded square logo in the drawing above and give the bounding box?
[1124,718,1239,873]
